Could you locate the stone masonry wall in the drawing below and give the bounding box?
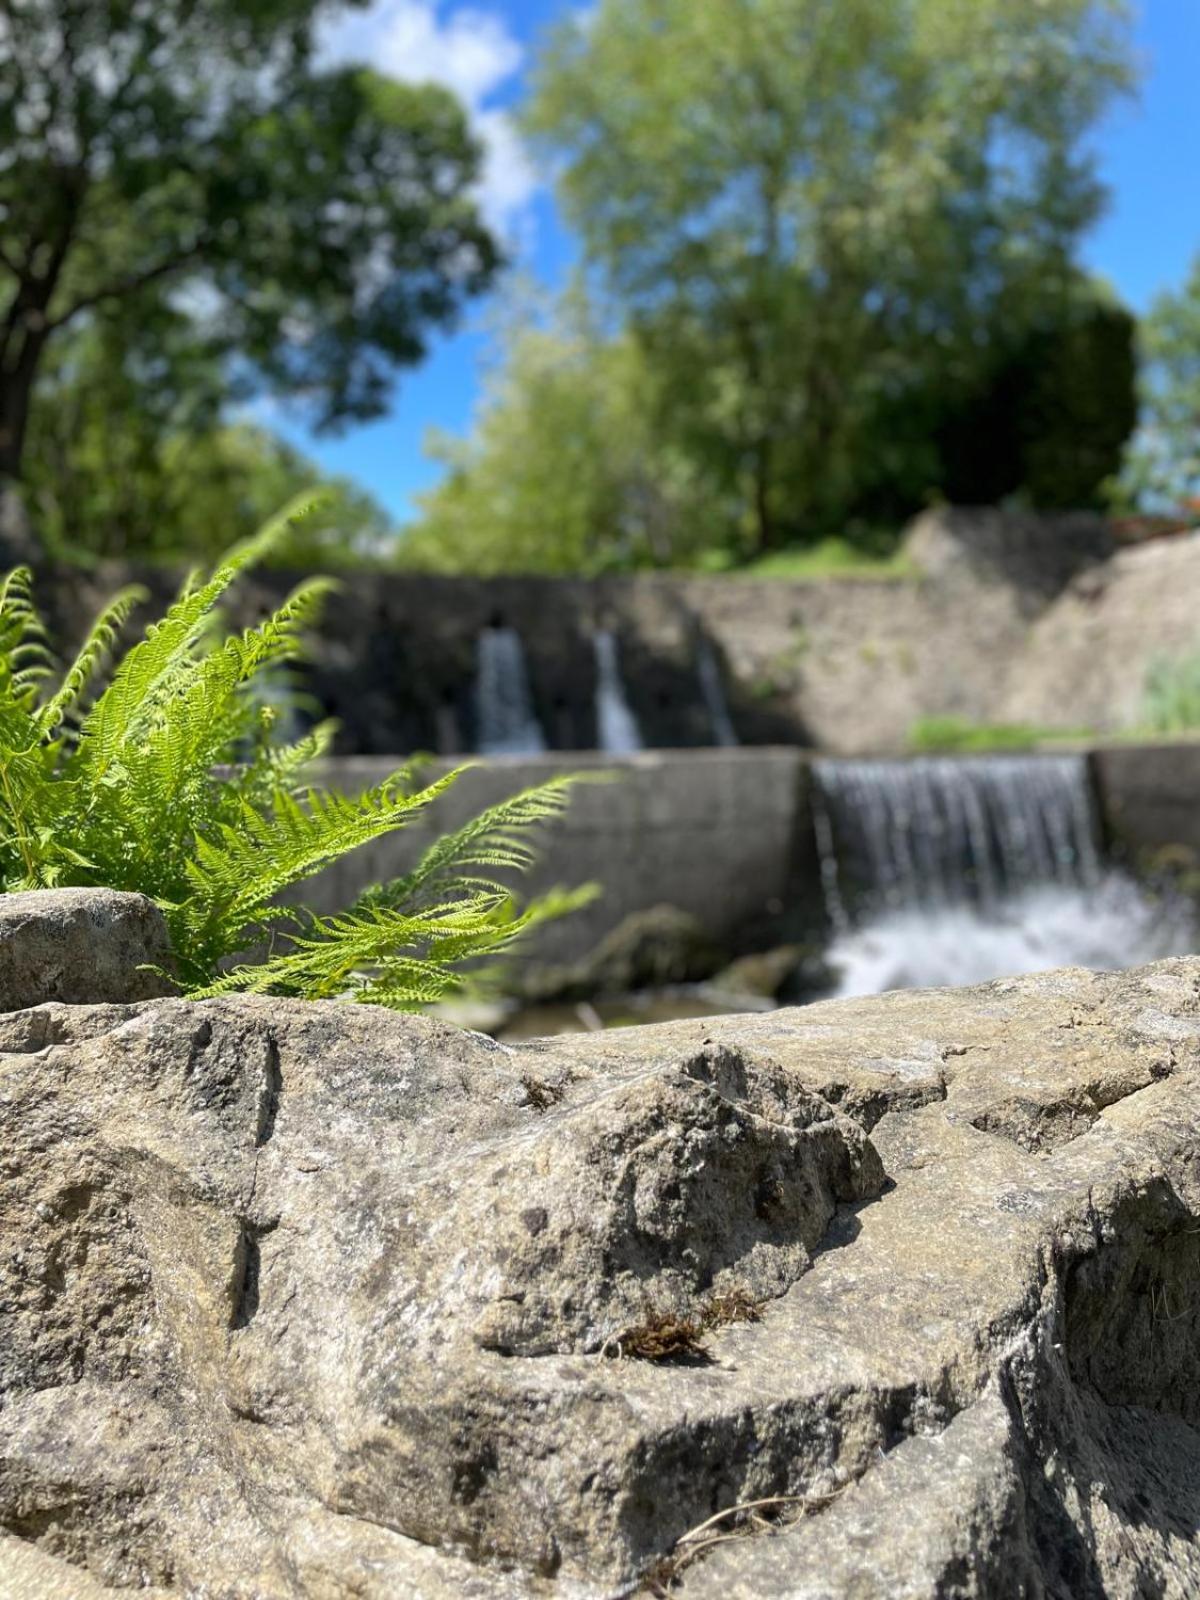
[36,507,1197,758]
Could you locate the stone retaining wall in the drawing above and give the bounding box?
[1092,739,1200,864]
[39,507,1199,758]
[309,749,824,963]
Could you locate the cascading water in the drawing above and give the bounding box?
[473,626,547,755]
[594,629,644,753]
[696,636,739,747]
[812,755,1193,996]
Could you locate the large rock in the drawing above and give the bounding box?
[2,948,1200,1596]
[0,889,175,1012]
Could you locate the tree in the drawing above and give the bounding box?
[936,286,1138,511]
[1120,255,1200,515]
[400,288,722,574]
[22,301,393,564]
[523,0,1134,551]
[0,0,500,481]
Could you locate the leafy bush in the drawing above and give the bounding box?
[0,499,592,1006]
[1142,650,1200,736]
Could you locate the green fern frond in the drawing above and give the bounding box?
[110,575,338,826]
[38,585,147,734]
[0,499,588,1011]
[0,567,53,706]
[0,567,44,644]
[361,771,603,913]
[78,494,326,780]
[173,766,465,971]
[243,718,340,798]
[190,882,597,1009]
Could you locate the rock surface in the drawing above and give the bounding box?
[3,925,1200,1595]
[0,889,175,1012]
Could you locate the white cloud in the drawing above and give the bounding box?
[318,1,537,238]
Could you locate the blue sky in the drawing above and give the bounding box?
[282,0,1200,523]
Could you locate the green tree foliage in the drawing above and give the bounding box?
[513,0,1134,555]
[0,0,499,480]
[937,290,1138,511]
[23,301,393,565]
[400,289,721,574]
[1120,254,1200,514]
[0,499,591,1005]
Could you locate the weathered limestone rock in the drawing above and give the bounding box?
[0,889,175,1012]
[3,941,1200,1597]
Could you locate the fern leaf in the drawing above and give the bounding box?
[177,765,465,959]
[78,494,326,779]
[38,584,147,733]
[232,717,340,807]
[187,884,597,1009]
[360,772,604,913]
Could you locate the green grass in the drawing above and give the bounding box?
[695,537,914,581]
[908,716,1094,753]
[1142,649,1200,735]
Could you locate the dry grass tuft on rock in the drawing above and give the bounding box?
[701,1287,765,1328]
[601,1310,712,1363]
[643,1490,842,1594]
[600,1289,766,1364]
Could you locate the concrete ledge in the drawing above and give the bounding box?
[303,740,1200,966]
[1091,739,1200,861]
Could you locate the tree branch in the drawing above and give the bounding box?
[0,241,24,281]
[46,243,206,331]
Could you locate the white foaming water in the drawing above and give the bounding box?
[473,626,547,755]
[594,629,644,753]
[828,873,1195,998]
[812,755,1195,997]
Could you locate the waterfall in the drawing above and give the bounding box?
[812,754,1101,920]
[696,636,739,747]
[811,755,1192,995]
[473,627,547,755]
[593,629,644,753]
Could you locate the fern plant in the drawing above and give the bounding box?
[0,496,593,1007]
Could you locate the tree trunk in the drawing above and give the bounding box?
[0,181,85,482]
[752,435,775,555]
[0,358,37,481]
[1,283,56,483]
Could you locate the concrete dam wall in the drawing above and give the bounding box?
[307,741,1200,966]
